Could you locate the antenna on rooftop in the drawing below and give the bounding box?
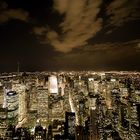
[17,61,20,76]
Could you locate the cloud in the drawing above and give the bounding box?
[53,0,70,14]
[84,39,140,53]
[53,39,140,70]
[137,43,140,49]
[106,0,140,27]
[34,0,102,53]
[0,2,29,23]
[33,26,47,36]
[83,43,116,52]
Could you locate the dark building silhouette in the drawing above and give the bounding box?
[34,124,46,140]
[65,112,75,140]
[47,125,53,140]
[5,124,15,139]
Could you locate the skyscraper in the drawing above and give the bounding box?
[12,83,27,127]
[48,76,58,94]
[65,112,76,139]
[37,87,49,128]
[6,91,19,125]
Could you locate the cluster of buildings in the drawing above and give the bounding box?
[0,71,139,140]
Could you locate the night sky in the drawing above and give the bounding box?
[0,0,140,72]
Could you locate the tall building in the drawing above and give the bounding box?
[89,96,99,140]
[76,125,84,140]
[48,76,58,94]
[6,91,19,126]
[65,112,76,140]
[5,124,15,139]
[106,84,112,110]
[47,125,53,140]
[3,85,11,109]
[34,124,46,140]
[118,103,129,139]
[37,87,49,128]
[12,83,27,127]
[0,86,4,108]
[79,100,84,126]
[137,104,140,128]
[93,80,99,94]
[29,86,38,111]
[89,96,97,110]
[0,108,7,138]
[88,78,94,92]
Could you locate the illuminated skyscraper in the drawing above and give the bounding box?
[93,80,99,94]
[88,78,94,92]
[48,76,58,94]
[79,100,84,126]
[0,108,7,138]
[89,110,99,140]
[0,86,4,108]
[12,83,27,126]
[37,87,48,127]
[89,96,99,140]
[6,91,19,125]
[3,85,11,109]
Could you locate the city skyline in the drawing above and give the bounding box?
[0,71,140,139]
[0,0,140,72]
